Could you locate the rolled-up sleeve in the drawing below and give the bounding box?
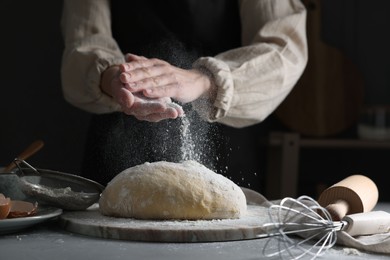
[61,0,124,113]
[192,0,308,128]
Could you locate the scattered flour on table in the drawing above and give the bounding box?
[342,248,362,256]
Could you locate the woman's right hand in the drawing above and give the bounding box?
[100,65,184,122]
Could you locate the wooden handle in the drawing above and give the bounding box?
[325,199,350,221]
[3,140,44,172]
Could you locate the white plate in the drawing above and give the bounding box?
[0,206,62,235]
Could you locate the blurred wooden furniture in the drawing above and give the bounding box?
[265,132,390,200]
[275,0,364,137]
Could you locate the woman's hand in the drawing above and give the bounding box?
[100,64,184,122]
[119,53,216,104]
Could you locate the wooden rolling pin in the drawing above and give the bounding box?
[317,174,378,221]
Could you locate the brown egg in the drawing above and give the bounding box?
[8,200,38,218]
[0,193,11,219]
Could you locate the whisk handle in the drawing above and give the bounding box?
[326,199,349,221]
[342,211,390,236]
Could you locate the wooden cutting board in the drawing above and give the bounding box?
[59,204,269,242]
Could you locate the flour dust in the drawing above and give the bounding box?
[179,116,200,162]
[176,108,226,174]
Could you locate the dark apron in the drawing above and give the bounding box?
[81,0,241,185]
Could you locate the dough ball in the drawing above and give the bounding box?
[99,160,247,220]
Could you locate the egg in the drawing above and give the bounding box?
[0,193,11,219]
[8,200,38,218]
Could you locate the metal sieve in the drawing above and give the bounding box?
[12,159,105,210]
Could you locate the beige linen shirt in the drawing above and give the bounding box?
[61,0,308,128]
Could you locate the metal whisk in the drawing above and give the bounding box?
[258,195,345,260]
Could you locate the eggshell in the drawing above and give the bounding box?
[7,200,38,218]
[0,193,11,219]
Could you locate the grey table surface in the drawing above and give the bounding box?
[1,203,390,260]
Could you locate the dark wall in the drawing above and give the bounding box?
[0,1,91,174]
[321,0,390,105]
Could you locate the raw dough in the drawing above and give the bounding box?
[99,160,247,220]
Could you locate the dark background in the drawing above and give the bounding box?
[0,1,90,174]
[1,1,389,201]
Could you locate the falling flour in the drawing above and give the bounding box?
[179,116,201,162]
[166,100,226,174]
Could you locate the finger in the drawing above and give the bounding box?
[168,102,185,117]
[119,72,133,84]
[129,100,167,117]
[135,108,179,122]
[122,73,174,92]
[133,92,171,103]
[120,57,168,73]
[121,60,173,85]
[112,87,135,109]
[125,53,147,61]
[143,82,179,99]
[119,66,155,85]
[119,59,151,73]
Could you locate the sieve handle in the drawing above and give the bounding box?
[3,140,44,172]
